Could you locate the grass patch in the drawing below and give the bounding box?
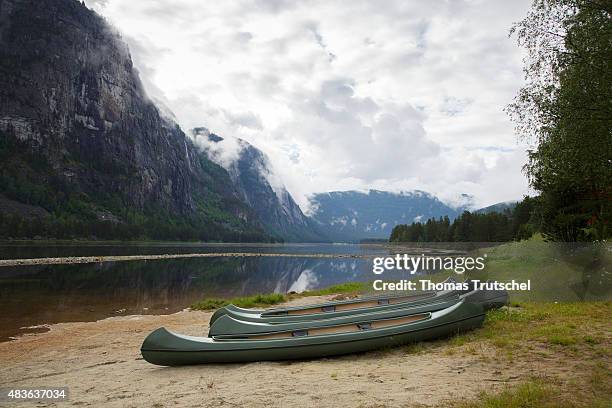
[436,300,611,378]
[231,293,286,308]
[583,335,601,345]
[192,293,286,310]
[547,335,577,346]
[191,281,370,311]
[470,302,609,351]
[456,379,554,408]
[468,239,611,302]
[404,342,428,355]
[456,368,612,408]
[300,282,369,296]
[190,298,228,310]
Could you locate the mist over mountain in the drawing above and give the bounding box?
[0,0,268,241]
[192,128,322,242]
[0,0,520,243]
[308,190,464,241]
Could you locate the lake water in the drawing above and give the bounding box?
[0,243,474,341]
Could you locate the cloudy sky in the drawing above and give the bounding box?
[86,0,533,210]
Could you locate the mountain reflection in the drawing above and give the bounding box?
[0,256,375,340]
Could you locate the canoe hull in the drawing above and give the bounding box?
[208,277,460,324]
[208,297,461,336]
[210,290,461,324]
[209,281,507,325]
[142,301,485,366]
[208,288,507,336]
[465,287,509,311]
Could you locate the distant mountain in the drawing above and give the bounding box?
[193,128,323,242]
[475,201,518,214]
[0,0,269,241]
[308,190,462,241]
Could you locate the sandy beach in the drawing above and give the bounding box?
[0,295,597,408]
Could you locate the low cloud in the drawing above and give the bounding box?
[86,0,531,210]
[190,127,244,169]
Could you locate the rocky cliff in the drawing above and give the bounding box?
[192,128,323,242]
[0,0,268,241]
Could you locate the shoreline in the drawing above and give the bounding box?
[1,296,608,407]
[0,252,369,267]
[0,296,512,407]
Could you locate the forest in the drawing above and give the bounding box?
[393,0,612,243]
[389,197,537,243]
[0,131,274,242]
[506,0,611,241]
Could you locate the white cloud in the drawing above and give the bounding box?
[288,269,319,293]
[191,127,244,168]
[86,0,532,210]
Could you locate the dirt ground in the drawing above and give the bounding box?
[0,296,587,407]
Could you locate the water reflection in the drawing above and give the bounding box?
[1,242,609,341]
[1,243,464,341]
[0,255,399,341]
[0,242,385,260]
[0,241,486,260]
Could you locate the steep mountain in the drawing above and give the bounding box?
[308,190,461,241]
[0,0,269,241]
[192,128,323,242]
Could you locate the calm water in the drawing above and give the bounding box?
[0,243,472,341]
[0,242,375,259]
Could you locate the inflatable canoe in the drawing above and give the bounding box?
[141,299,485,366]
[209,277,463,325]
[208,287,507,336]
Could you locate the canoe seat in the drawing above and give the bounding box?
[284,293,432,316]
[265,310,288,316]
[357,322,372,330]
[244,313,430,340]
[292,330,308,337]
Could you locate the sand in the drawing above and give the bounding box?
[0,296,572,408]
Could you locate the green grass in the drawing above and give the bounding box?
[190,281,371,311]
[300,282,369,296]
[448,301,610,354]
[456,380,555,408]
[451,301,611,407]
[467,239,611,302]
[190,298,229,310]
[425,238,610,303]
[191,293,287,310]
[439,300,611,407]
[547,334,577,346]
[403,342,429,355]
[456,364,612,408]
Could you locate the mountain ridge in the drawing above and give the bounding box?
[0,0,269,241]
[474,201,518,214]
[0,0,520,243]
[192,128,323,242]
[307,189,464,242]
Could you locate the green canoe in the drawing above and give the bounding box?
[209,277,461,325]
[209,296,461,337]
[208,288,508,336]
[141,299,485,366]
